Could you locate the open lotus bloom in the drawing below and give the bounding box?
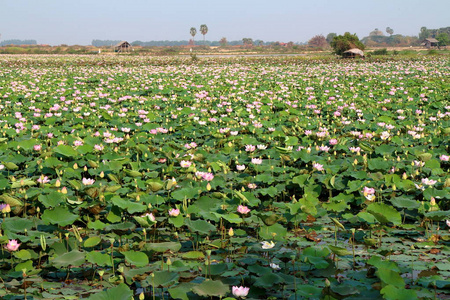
[261,241,275,249]
[232,286,250,298]
[5,240,20,251]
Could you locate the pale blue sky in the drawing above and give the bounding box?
[0,0,448,45]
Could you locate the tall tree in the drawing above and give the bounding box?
[369,28,384,36]
[326,33,337,44]
[219,37,227,47]
[190,27,197,45]
[242,38,253,46]
[308,34,328,49]
[419,27,430,40]
[386,27,394,36]
[436,32,449,46]
[199,24,208,44]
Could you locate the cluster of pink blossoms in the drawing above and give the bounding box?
[195,172,214,181]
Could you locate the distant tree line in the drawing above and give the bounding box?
[0,39,37,46]
[419,26,450,46]
[92,39,293,47]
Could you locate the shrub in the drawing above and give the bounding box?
[372,48,388,55]
[330,32,365,56]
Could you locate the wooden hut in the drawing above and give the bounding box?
[343,48,365,58]
[115,41,132,53]
[421,38,439,48]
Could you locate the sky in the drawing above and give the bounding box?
[0,0,449,45]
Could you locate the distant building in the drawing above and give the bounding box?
[421,38,439,48]
[115,41,132,53]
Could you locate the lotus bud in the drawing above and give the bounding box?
[84,166,88,171]
[100,171,104,178]
[136,195,140,201]
[206,182,211,191]
[430,197,436,206]
[73,163,78,170]
[61,187,68,194]
[228,227,234,237]
[139,292,145,300]
[402,173,407,180]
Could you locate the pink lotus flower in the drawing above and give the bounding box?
[329,139,338,145]
[169,208,180,217]
[245,145,256,152]
[180,160,192,168]
[203,173,214,181]
[236,164,246,171]
[440,155,449,162]
[33,144,42,151]
[251,158,262,165]
[237,205,251,215]
[232,286,250,298]
[37,175,50,184]
[421,178,437,186]
[5,239,20,251]
[82,178,95,186]
[363,187,375,196]
[247,183,257,189]
[349,147,361,153]
[142,213,156,223]
[313,162,324,171]
[0,204,11,213]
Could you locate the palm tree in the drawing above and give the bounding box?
[200,24,208,45]
[190,27,197,45]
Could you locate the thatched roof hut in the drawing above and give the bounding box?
[115,41,132,52]
[343,48,364,58]
[421,38,439,48]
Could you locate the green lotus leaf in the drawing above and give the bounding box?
[182,251,205,260]
[88,283,133,300]
[144,242,182,252]
[149,271,180,288]
[185,219,216,235]
[121,250,148,267]
[53,145,78,158]
[84,236,101,248]
[86,251,113,267]
[380,285,417,300]
[51,250,86,268]
[328,245,351,256]
[367,203,402,225]
[41,207,79,227]
[192,280,229,298]
[38,191,65,208]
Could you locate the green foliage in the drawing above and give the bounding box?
[330,32,365,56]
[372,48,389,55]
[0,55,447,299]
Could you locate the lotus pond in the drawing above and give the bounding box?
[0,55,449,299]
